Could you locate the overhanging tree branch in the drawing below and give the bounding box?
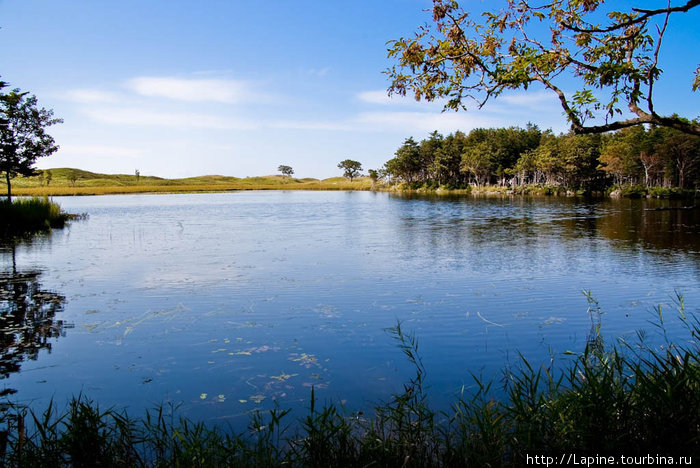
[563,0,700,33]
[386,0,700,136]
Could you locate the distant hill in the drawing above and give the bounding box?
[5,168,374,196]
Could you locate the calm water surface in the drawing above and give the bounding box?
[1,191,699,424]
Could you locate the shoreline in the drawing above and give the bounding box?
[3,167,697,199]
[9,185,696,200]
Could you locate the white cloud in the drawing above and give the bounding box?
[307,67,330,77]
[356,89,462,112]
[355,111,499,134]
[126,76,260,104]
[83,107,259,130]
[58,144,145,158]
[64,89,122,104]
[358,88,563,119]
[269,119,353,131]
[357,90,394,105]
[357,89,442,107]
[496,90,560,109]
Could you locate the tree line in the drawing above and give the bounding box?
[380,124,700,192]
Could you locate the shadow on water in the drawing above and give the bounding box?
[0,244,70,396]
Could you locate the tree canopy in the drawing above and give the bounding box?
[387,0,700,135]
[1,80,62,201]
[338,159,363,181]
[382,126,698,190]
[278,165,294,177]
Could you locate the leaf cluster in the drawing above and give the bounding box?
[386,0,700,135]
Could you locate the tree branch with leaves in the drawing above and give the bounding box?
[386,0,700,135]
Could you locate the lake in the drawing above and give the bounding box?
[1,191,699,426]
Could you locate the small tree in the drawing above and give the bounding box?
[639,152,663,187]
[135,169,140,183]
[599,138,641,186]
[278,165,294,177]
[45,169,52,186]
[1,81,62,201]
[337,159,363,181]
[461,141,496,187]
[385,138,421,184]
[67,171,79,187]
[655,132,700,188]
[368,169,380,188]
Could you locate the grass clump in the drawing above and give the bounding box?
[0,197,77,237]
[1,299,698,466]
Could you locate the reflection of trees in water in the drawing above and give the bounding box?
[392,193,700,251]
[554,199,700,255]
[0,246,68,394]
[595,200,700,251]
[391,194,588,250]
[388,194,700,276]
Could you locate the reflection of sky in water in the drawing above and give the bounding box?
[1,192,698,425]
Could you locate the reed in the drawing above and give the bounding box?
[0,299,697,466]
[0,197,73,236]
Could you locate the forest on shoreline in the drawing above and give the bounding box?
[380,124,700,195]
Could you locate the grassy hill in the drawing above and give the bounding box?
[3,168,375,196]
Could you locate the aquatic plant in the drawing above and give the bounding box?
[0,197,74,237]
[0,300,697,466]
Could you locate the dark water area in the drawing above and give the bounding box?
[1,191,698,425]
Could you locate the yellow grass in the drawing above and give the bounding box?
[5,168,376,196]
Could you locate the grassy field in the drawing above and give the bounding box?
[3,168,375,196]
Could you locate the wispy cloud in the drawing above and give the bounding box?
[63,89,123,104]
[495,90,559,109]
[306,67,330,77]
[357,89,441,107]
[269,119,353,131]
[357,90,394,105]
[358,88,562,116]
[70,79,551,136]
[125,76,264,104]
[355,111,499,134]
[83,107,259,130]
[58,144,145,158]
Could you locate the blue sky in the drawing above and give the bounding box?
[1,0,698,179]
